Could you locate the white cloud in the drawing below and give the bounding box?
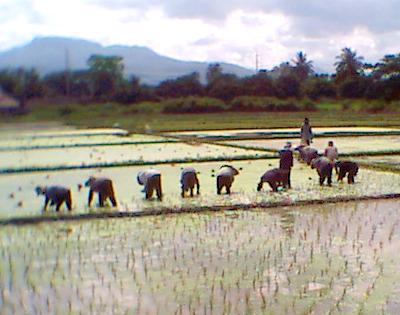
[0,0,400,73]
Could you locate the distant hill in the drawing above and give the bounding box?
[0,37,254,84]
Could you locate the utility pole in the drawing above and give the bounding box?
[65,47,71,97]
[255,52,259,73]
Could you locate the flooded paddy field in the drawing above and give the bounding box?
[1,199,400,314]
[0,142,269,172]
[2,125,400,314]
[165,127,400,140]
[223,135,400,155]
[1,159,400,220]
[0,134,174,151]
[0,127,128,139]
[354,155,400,172]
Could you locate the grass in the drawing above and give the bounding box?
[2,100,400,132]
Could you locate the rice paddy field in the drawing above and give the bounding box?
[354,155,400,172]
[1,200,400,314]
[0,143,271,173]
[222,136,400,155]
[1,160,400,221]
[165,127,400,140]
[0,134,175,151]
[1,125,400,314]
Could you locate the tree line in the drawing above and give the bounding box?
[0,48,399,109]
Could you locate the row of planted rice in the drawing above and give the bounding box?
[353,155,400,171]
[221,135,400,155]
[0,142,270,172]
[164,127,400,140]
[1,199,400,314]
[0,133,175,151]
[2,159,400,220]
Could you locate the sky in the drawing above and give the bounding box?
[1,0,400,73]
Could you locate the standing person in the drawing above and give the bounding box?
[300,117,313,145]
[324,141,338,163]
[279,141,294,189]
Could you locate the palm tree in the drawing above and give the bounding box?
[334,47,364,81]
[371,53,400,79]
[292,51,314,80]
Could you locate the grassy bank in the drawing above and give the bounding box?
[2,97,400,132]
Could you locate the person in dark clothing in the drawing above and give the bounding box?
[35,185,72,211]
[336,160,359,184]
[85,177,117,207]
[257,168,289,192]
[311,157,333,186]
[300,117,313,145]
[279,142,294,188]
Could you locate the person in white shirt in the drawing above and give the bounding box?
[324,140,339,172]
[180,167,200,198]
[137,169,162,200]
[216,165,239,195]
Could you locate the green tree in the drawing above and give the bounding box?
[0,68,43,107]
[208,73,242,101]
[157,72,203,98]
[114,75,143,104]
[241,72,276,97]
[87,55,124,99]
[367,54,400,100]
[371,54,400,79]
[334,47,364,82]
[303,76,336,100]
[206,63,223,87]
[292,51,314,81]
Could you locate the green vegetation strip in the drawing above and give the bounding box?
[1,193,399,226]
[0,154,276,174]
[0,140,176,152]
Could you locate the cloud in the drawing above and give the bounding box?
[88,0,400,35]
[0,0,400,73]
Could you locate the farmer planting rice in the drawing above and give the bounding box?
[257,168,289,192]
[336,160,359,184]
[85,176,117,207]
[137,169,162,200]
[35,185,72,211]
[216,165,239,195]
[295,144,319,165]
[324,140,339,166]
[180,166,200,198]
[279,141,294,189]
[311,156,333,186]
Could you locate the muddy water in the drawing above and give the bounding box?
[0,200,399,314]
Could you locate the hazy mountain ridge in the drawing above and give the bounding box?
[0,37,254,84]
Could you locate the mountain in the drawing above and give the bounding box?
[0,37,254,84]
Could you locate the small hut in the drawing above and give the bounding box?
[0,88,19,113]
